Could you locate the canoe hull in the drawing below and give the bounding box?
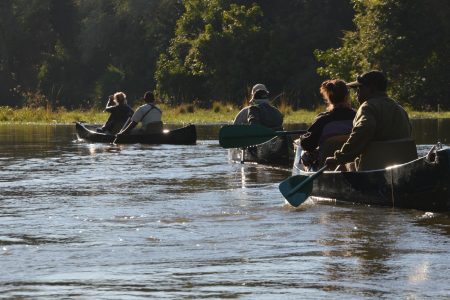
[292,147,450,212]
[75,122,197,145]
[228,136,294,166]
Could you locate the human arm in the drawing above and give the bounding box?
[247,105,261,125]
[116,106,144,136]
[299,114,326,152]
[332,104,376,165]
[104,96,117,112]
[117,120,137,136]
[233,107,249,124]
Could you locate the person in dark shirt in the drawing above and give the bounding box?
[233,83,283,130]
[97,92,134,134]
[299,79,356,169]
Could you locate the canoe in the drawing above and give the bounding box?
[291,144,450,212]
[75,122,197,145]
[228,135,294,166]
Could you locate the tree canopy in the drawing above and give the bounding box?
[0,0,448,109]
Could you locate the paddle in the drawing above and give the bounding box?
[219,124,306,148]
[278,165,327,207]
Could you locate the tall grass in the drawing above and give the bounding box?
[0,104,448,125]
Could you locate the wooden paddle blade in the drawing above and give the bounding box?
[279,175,313,207]
[218,124,277,148]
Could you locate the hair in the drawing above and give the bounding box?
[320,80,349,110]
[114,92,127,105]
[143,91,155,103]
[253,89,269,99]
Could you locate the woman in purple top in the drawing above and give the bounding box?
[299,80,356,169]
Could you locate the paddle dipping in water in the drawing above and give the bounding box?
[279,165,327,207]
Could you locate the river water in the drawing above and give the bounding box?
[0,120,449,299]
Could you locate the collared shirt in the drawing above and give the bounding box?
[334,94,412,164]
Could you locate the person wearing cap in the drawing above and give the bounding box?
[325,70,414,171]
[117,91,163,136]
[233,83,283,130]
[97,92,134,134]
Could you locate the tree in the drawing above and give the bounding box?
[316,0,450,109]
[156,0,354,108]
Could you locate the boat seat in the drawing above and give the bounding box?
[318,134,350,167]
[357,138,418,171]
[318,120,353,146]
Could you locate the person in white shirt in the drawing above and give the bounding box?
[116,91,163,136]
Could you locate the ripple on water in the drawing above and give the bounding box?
[0,124,449,298]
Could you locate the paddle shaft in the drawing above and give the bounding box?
[228,129,307,139]
[286,165,327,197]
[218,124,306,148]
[275,129,307,136]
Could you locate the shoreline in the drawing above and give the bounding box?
[1,106,449,125]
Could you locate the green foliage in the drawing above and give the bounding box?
[316,0,450,109]
[93,65,125,107]
[156,1,266,104]
[156,0,354,108]
[1,0,447,111]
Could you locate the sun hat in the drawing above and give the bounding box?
[251,83,269,96]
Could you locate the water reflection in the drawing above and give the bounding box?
[0,122,449,298]
[238,165,290,188]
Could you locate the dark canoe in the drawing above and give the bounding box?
[228,136,294,166]
[75,122,197,145]
[291,146,450,212]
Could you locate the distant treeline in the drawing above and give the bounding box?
[1,0,449,109]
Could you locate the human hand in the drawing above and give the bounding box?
[325,157,337,170]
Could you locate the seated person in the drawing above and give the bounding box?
[233,83,283,131]
[116,91,162,136]
[97,92,134,134]
[325,70,415,171]
[298,79,356,170]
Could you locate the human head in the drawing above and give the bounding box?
[114,92,127,105]
[251,83,269,100]
[143,91,155,103]
[347,70,388,103]
[320,79,349,110]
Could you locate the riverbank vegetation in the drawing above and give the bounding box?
[1,105,449,125]
[1,1,449,111]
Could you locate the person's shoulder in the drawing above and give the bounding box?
[338,107,357,116]
[136,103,149,110]
[317,111,329,117]
[310,111,330,124]
[236,106,249,114]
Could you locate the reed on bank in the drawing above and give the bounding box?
[0,103,449,125]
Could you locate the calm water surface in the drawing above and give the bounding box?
[0,121,449,299]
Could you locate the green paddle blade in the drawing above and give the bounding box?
[219,124,277,148]
[279,175,314,207]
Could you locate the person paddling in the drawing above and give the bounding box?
[233,83,284,130]
[97,92,134,134]
[116,91,163,137]
[298,79,356,170]
[325,70,415,171]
